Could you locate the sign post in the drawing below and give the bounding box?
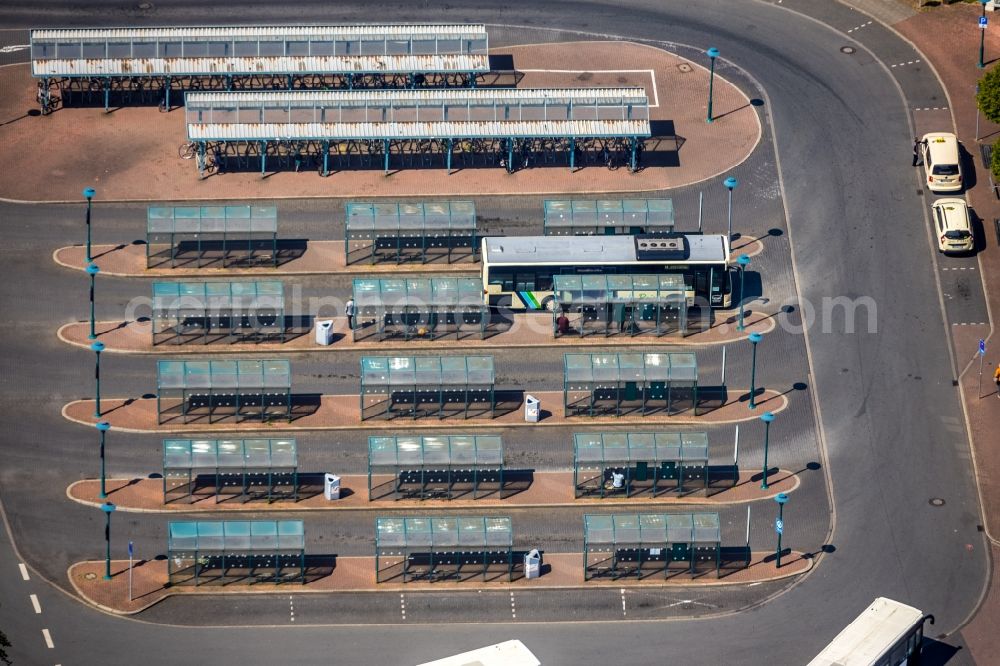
[979,339,986,399]
[128,540,134,602]
[980,13,989,69]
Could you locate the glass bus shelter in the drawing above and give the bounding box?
[543,199,674,236]
[156,359,292,424]
[345,201,478,265]
[152,281,285,345]
[162,438,298,504]
[375,515,514,583]
[360,355,495,421]
[552,274,688,338]
[563,352,699,417]
[367,434,504,500]
[583,513,721,580]
[353,277,488,341]
[146,205,278,268]
[573,432,709,498]
[167,519,305,586]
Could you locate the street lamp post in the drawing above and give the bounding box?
[736,254,751,330]
[980,0,989,69]
[761,411,775,489]
[748,332,763,410]
[96,421,110,499]
[91,341,105,418]
[706,48,720,122]
[83,187,96,262]
[86,263,100,340]
[724,176,738,240]
[774,492,789,568]
[101,502,116,580]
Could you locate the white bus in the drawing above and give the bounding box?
[416,640,540,666]
[808,597,934,666]
[481,233,732,311]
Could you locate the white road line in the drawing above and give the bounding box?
[517,69,660,107]
[620,588,627,616]
[42,628,54,649]
[30,594,41,614]
[289,595,294,623]
[400,593,406,621]
[510,590,517,619]
[847,21,873,34]
[0,45,29,54]
[19,563,29,580]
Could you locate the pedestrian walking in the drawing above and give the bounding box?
[912,137,922,167]
[994,364,1000,397]
[345,297,356,330]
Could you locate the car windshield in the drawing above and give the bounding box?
[932,164,959,175]
[945,230,971,239]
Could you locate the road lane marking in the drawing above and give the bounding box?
[30,594,41,614]
[19,563,29,580]
[510,590,517,619]
[620,588,627,616]
[0,45,29,53]
[289,595,294,623]
[847,21,873,33]
[400,593,406,621]
[42,628,54,649]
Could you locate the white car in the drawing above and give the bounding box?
[921,132,963,193]
[931,198,974,254]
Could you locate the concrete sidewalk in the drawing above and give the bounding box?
[67,471,801,513]
[62,390,790,433]
[68,551,813,616]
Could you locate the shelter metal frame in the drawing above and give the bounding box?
[360,355,495,421]
[375,515,514,583]
[184,88,651,176]
[573,432,709,498]
[552,274,688,338]
[563,352,699,417]
[368,434,504,500]
[31,25,489,112]
[345,201,478,265]
[353,277,488,342]
[583,513,721,580]
[156,359,292,424]
[146,205,278,268]
[152,281,286,345]
[163,438,298,504]
[167,519,305,585]
[543,199,674,236]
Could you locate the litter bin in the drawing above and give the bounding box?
[524,549,541,579]
[324,473,341,500]
[315,320,334,346]
[524,394,540,423]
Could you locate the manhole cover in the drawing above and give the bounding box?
[83,572,97,580]
[138,2,154,9]
[929,498,946,507]
[841,46,856,55]
[677,63,692,73]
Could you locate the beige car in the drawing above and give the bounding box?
[931,198,974,254]
[921,132,963,193]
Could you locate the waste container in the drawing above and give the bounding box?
[315,320,334,346]
[524,549,541,579]
[524,394,540,422]
[324,473,341,500]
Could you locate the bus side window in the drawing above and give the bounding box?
[515,272,535,291]
[535,270,554,291]
[488,268,515,292]
[692,268,708,297]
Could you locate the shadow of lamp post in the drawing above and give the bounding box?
[761,411,775,490]
[86,263,100,340]
[736,254,750,330]
[748,331,763,410]
[774,492,789,568]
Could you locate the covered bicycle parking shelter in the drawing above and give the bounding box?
[583,513,722,580]
[183,87,651,177]
[367,434,505,501]
[360,355,496,421]
[543,199,674,236]
[345,201,478,265]
[162,438,298,504]
[352,277,489,342]
[31,24,489,113]
[563,352,699,417]
[573,432,709,498]
[156,359,292,424]
[552,274,688,338]
[167,519,306,586]
[152,281,286,345]
[375,515,515,583]
[146,205,278,268]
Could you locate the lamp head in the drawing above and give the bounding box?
[95,421,110,432]
[748,332,763,345]
[760,411,775,424]
[100,502,116,514]
[91,341,105,353]
[737,254,751,267]
[706,47,720,59]
[724,176,738,190]
[86,263,100,276]
[83,187,96,200]
[775,492,789,505]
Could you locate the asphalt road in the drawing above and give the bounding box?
[0,0,991,665]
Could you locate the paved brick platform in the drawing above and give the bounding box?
[59,310,776,354]
[68,470,800,513]
[0,41,760,203]
[62,390,790,433]
[69,551,812,615]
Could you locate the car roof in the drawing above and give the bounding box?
[932,198,970,230]
[922,133,959,163]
